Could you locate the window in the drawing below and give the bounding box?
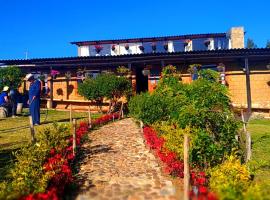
[85,70,100,79]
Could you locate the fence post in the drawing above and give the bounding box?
[88,105,92,128]
[241,110,252,162]
[140,121,144,133]
[72,119,77,156]
[29,115,36,143]
[119,101,124,120]
[184,134,190,200]
[70,104,72,124]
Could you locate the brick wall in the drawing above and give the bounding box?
[226,68,270,109]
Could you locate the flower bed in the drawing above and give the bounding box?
[0,113,120,200]
[143,126,218,200]
[21,122,89,200]
[22,113,120,199]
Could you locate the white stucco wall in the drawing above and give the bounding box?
[77,36,232,56]
[79,46,90,56]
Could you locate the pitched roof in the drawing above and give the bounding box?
[71,33,227,46]
[1,48,270,67]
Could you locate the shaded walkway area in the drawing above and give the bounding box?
[75,118,180,200]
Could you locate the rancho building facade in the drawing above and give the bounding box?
[1,27,270,114]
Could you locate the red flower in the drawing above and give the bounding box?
[198,186,207,194]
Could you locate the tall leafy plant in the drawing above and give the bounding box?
[0,66,23,90]
[78,73,131,112]
[129,66,240,168]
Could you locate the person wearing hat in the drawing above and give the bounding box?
[26,73,41,125]
[0,86,10,106]
[0,86,12,116]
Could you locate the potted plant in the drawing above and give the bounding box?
[142,68,150,76]
[117,66,132,78]
[139,45,144,52]
[51,69,60,79]
[204,39,211,47]
[125,44,129,50]
[184,39,191,47]
[95,45,103,53]
[163,42,168,51]
[65,71,72,80]
[151,42,157,51]
[111,44,116,51]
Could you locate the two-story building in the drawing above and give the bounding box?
[72,27,244,57]
[1,26,270,114]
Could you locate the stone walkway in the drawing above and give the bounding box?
[75,118,182,200]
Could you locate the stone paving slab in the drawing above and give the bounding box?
[75,118,182,200]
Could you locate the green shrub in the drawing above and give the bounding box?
[0,66,23,90]
[209,154,251,200]
[153,122,185,159]
[78,73,131,111]
[129,65,240,168]
[0,124,70,199]
[129,93,170,124]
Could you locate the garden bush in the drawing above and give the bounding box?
[153,122,186,160]
[129,66,240,168]
[0,123,71,199]
[209,154,253,200]
[78,73,131,112]
[0,66,23,90]
[128,92,170,124]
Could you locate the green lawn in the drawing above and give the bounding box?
[0,109,100,182]
[248,119,270,191]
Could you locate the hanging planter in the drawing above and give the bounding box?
[50,70,60,79]
[95,45,103,53]
[139,45,144,52]
[163,42,168,51]
[111,44,116,51]
[125,44,129,50]
[204,40,211,47]
[142,68,150,76]
[151,42,157,51]
[65,71,72,80]
[184,39,191,46]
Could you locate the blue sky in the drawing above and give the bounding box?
[0,0,269,59]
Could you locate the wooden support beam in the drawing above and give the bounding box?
[244,58,252,114]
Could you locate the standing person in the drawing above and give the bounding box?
[9,88,18,118]
[26,74,41,125]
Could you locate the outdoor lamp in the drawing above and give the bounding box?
[142,68,150,76]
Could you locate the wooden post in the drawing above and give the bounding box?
[48,77,54,109]
[140,121,144,133]
[184,134,190,200]
[29,115,36,143]
[72,119,76,156]
[70,104,72,124]
[244,58,252,114]
[241,110,251,162]
[88,105,92,128]
[118,101,124,120]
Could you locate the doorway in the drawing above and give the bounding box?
[135,67,148,93]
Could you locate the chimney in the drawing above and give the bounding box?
[227,27,245,49]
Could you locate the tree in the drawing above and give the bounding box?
[78,73,131,112]
[246,38,257,48]
[0,66,23,90]
[266,40,270,48]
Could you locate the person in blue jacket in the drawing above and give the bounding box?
[26,74,41,125]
